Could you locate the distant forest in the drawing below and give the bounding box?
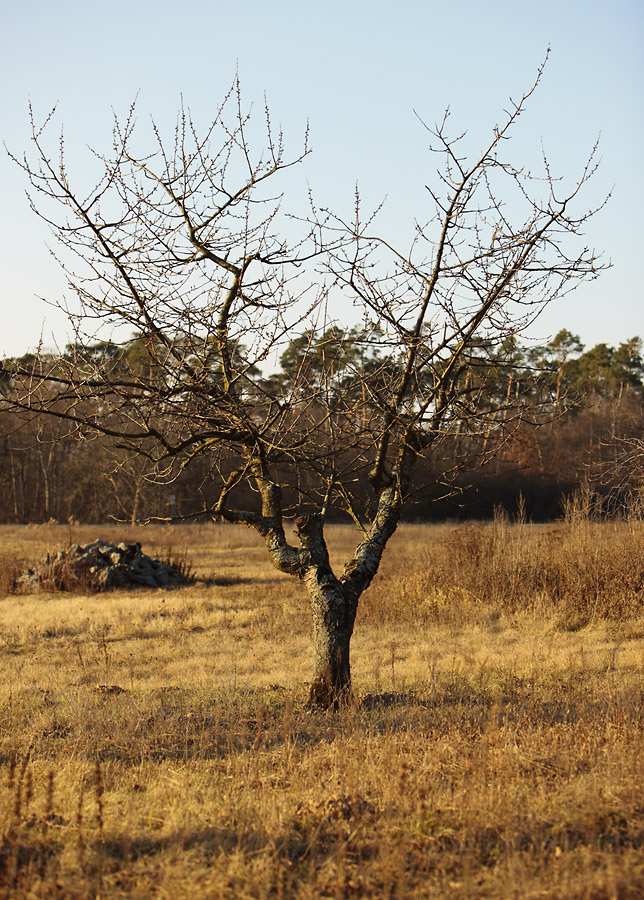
[1,328,643,524]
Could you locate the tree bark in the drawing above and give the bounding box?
[306,573,353,708]
[295,514,356,707]
[249,469,404,709]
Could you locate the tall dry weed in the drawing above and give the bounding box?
[362,502,644,629]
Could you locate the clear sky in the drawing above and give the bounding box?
[1,0,643,357]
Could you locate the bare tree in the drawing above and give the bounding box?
[2,62,606,705]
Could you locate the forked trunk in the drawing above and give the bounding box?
[253,482,403,710]
[292,514,357,707]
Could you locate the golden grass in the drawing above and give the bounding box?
[1,519,643,898]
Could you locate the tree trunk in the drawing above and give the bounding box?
[38,447,52,520]
[293,514,357,707]
[251,477,402,710]
[306,575,353,707]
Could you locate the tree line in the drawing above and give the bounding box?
[2,327,641,525]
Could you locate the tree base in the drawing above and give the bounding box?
[307,665,353,710]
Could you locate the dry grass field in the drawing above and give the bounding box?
[1,513,643,899]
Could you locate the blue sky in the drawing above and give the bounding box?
[1,0,642,356]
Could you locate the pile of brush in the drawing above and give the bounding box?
[17,540,189,591]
